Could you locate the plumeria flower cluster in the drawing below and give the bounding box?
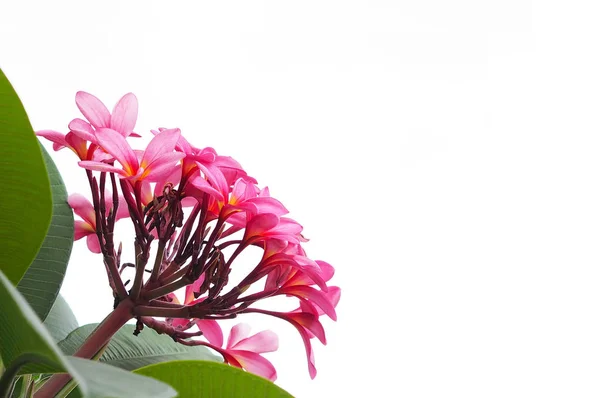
[37,92,340,381]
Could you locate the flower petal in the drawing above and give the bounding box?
[244,213,280,240]
[141,128,181,168]
[227,323,251,348]
[229,350,277,381]
[94,128,139,175]
[68,193,96,226]
[187,175,225,202]
[74,220,94,240]
[68,118,97,143]
[110,93,138,135]
[36,130,68,150]
[231,330,278,353]
[286,314,318,379]
[289,312,327,345]
[195,319,223,347]
[315,260,335,282]
[184,274,205,304]
[142,152,185,182]
[76,91,110,129]
[86,234,102,253]
[280,285,337,321]
[78,160,128,176]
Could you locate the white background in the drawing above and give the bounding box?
[2,1,600,397]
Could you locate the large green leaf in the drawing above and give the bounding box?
[63,357,176,398]
[59,324,221,371]
[18,144,74,322]
[134,360,294,398]
[43,294,79,343]
[0,68,52,285]
[0,270,66,376]
[0,270,177,398]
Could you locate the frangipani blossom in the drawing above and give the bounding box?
[75,91,138,136]
[36,129,90,159]
[79,128,185,182]
[245,308,323,379]
[38,90,340,384]
[68,192,128,253]
[37,91,140,161]
[194,323,279,381]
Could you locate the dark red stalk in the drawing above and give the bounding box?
[34,300,134,397]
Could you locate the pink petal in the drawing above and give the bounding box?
[325,286,341,309]
[114,195,131,220]
[142,152,185,182]
[154,165,182,197]
[271,217,303,237]
[280,285,337,321]
[86,234,102,253]
[196,147,217,162]
[110,93,138,135]
[231,330,278,353]
[68,194,96,226]
[181,197,197,207]
[196,162,229,200]
[68,118,97,143]
[287,315,318,379]
[140,128,181,168]
[227,323,251,348]
[264,254,327,292]
[315,260,335,282]
[75,91,110,129]
[171,318,190,329]
[289,312,327,345]
[173,133,196,155]
[74,220,94,240]
[195,320,223,347]
[64,132,89,159]
[244,213,280,240]
[94,128,139,175]
[139,182,154,207]
[78,160,128,176]
[187,175,225,202]
[36,130,68,150]
[229,350,277,381]
[184,274,205,304]
[247,197,288,216]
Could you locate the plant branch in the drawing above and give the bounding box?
[34,300,134,397]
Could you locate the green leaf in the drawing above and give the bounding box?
[135,360,294,398]
[59,324,221,371]
[43,294,79,342]
[0,270,177,398]
[0,68,52,285]
[18,144,74,322]
[0,270,66,376]
[64,357,176,398]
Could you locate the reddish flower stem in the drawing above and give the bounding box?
[133,304,191,318]
[34,300,134,398]
[143,276,190,301]
[148,240,167,283]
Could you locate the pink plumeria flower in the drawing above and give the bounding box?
[78,128,185,183]
[243,214,306,246]
[36,129,90,160]
[37,92,140,161]
[74,91,139,137]
[68,192,129,253]
[244,308,324,379]
[195,323,279,381]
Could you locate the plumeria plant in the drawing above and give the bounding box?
[0,69,339,398]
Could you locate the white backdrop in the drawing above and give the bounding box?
[2,1,600,397]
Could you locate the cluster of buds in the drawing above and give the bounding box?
[37,92,340,381]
